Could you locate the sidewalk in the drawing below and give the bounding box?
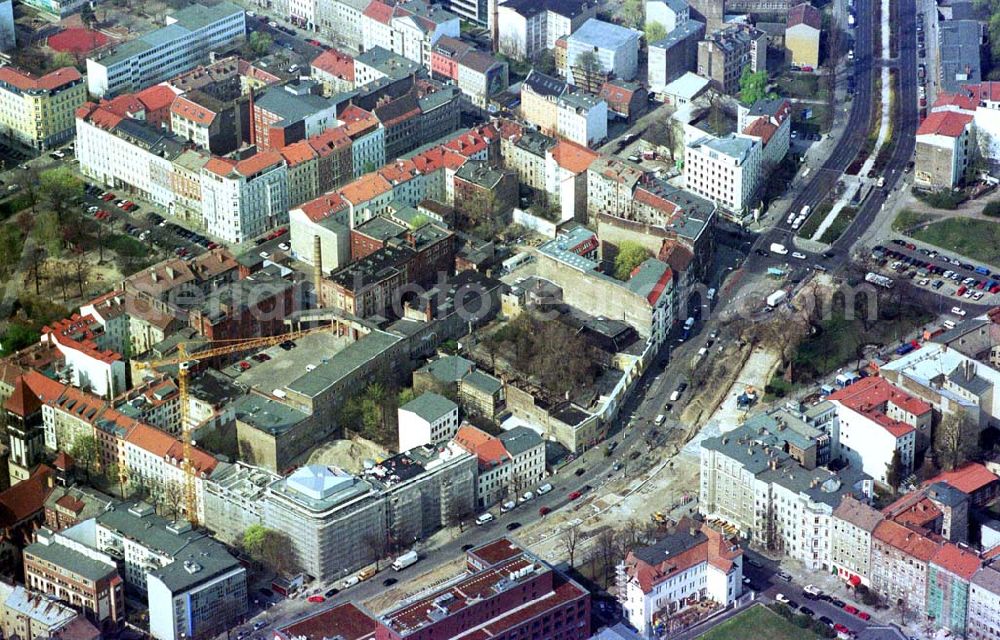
[858,0,892,178]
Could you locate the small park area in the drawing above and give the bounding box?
[907,218,1000,267]
[697,605,824,640]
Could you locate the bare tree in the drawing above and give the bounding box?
[562,523,581,568]
[160,481,185,521]
[71,254,91,298]
[364,531,391,572]
[596,528,619,586]
[934,409,979,471]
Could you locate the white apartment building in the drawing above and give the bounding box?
[556,92,608,147]
[397,392,460,452]
[565,19,641,85]
[76,108,184,209]
[200,152,289,244]
[827,377,931,485]
[499,427,546,495]
[79,292,130,356]
[41,315,127,399]
[684,134,761,215]
[618,519,742,637]
[645,0,689,32]
[699,421,868,572]
[969,563,1000,640]
[86,2,246,98]
[932,81,1000,173]
[289,0,317,31]
[495,0,597,60]
[361,0,459,67]
[915,110,976,189]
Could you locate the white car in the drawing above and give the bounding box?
[791,252,807,260]
[776,593,790,604]
[951,307,967,317]
[918,278,929,286]
[278,242,290,251]
[973,291,985,300]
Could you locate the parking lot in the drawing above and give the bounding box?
[870,238,1000,307]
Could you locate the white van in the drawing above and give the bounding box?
[342,575,360,588]
[519,491,534,503]
[500,500,516,513]
[654,414,665,426]
[537,483,553,495]
[475,513,495,526]
[943,320,957,330]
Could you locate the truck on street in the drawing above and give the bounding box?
[392,550,419,571]
[770,243,789,255]
[766,290,787,308]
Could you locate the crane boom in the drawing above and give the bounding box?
[134,322,336,526]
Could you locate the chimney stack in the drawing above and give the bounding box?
[313,235,323,309]
[490,0,499,54]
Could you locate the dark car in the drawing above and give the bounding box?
[756,249,769,256]
[831,598,846,608]
[324,588,339,598]
[382,578,397,587]
[258,588,273,598]
[280,340,296,350]
[819,616,834,627]
[800,607,815,617]
[506,522,521,531]
[461,544,475,551]
[785,600,798,610]
[574,467,586,476]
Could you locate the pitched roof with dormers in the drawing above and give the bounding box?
[624,518,742,594]
[171,95,218,126]
[787,2,821,29]
[280,140,319,167]
[453,423,510,471]
[873,520,940,562]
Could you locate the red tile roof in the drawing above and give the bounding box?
[103,93,146,118]
[933,92,979,111]
[311,49,356,83]
[0,66,81,92]
[135,84,178,112]
[963,81,1000,103]
[873,520,940,561]
[308,126,352,156]
[23,371,67,407]
[743,118,779,145]
[204,157,238,177]
[624,519,742,593]
[828,376,929,438]
[883,494,942,529]
[171,95,217,126]
[0,464,54,528]
[363,0,394,23]
[297,192,348,222]
[916,110,974,138]
[469,539,524,566]
[339,173,391,205]
[453,424,510,470]
[925,463,999,495]
[280,140,318,167]
[4,376,41,417]
[550,139,599,174]
[235,150,285,177]
[43,314,122,365]
[276,603,376,640]
[931,543,981,580]
[787,2,821,29]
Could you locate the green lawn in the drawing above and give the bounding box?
[819,206,858,243]
[698,605,820,640]
[893,208,938,232]
[797,202,831,239]
[775,73,819,98]
[910,218,1000,266]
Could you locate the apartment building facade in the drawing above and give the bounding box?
[0,67,86,150]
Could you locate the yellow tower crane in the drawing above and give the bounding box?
[134,322,337,526]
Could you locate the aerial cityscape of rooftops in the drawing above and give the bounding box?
[0,0,998,636]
